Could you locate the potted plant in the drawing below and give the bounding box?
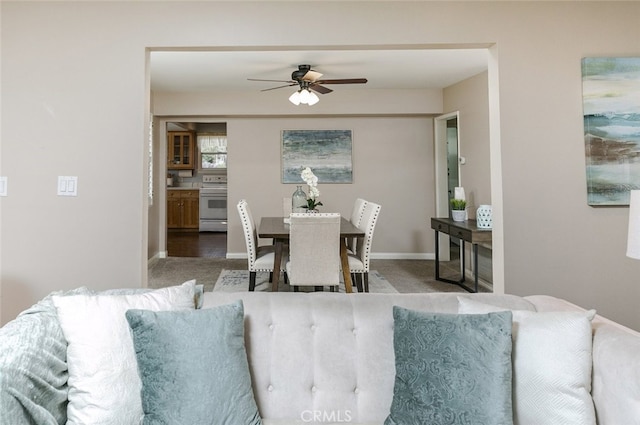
[450,198,467,222]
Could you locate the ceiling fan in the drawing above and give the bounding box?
[248,64,367,105]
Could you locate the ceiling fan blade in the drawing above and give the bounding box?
[248,78,295,83]
[309,84,332,94]
[315,78,368,85]
[302,70,323,82]
[260,83,298,92]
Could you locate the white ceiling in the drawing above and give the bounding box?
[150,48,489,93]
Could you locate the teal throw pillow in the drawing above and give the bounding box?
[385,307,513,425]
[125,300,262,425]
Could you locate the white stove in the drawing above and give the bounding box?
[199,175,227,232]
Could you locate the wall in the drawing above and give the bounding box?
[444,71,491,214]
[2,1,640,330]
[152,87,442,259]
[225,116,434,256]
[444,71,493,282]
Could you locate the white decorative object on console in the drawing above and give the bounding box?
[476,204,492,229]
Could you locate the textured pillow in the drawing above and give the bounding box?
[51,280,196,425]
[457,297,597,425]
[125,300,261,425]
[385,306,513,425]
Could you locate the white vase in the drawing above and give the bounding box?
[451,210,466,222]
[476,205,492,229]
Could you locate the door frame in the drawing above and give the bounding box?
[434,111,460,261]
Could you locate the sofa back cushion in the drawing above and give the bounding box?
[0,289,90,425]
[458,297,597,425]
[202,292,535,422]
[52,281,197,425]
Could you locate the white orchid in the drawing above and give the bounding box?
[300,167,323,210]
[301,167,315,182]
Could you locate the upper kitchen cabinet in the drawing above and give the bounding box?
[168,131,195,169]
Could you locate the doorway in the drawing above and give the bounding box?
[163,121,228,258]
[434,111,461,262]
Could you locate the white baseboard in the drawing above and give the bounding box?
[147,251,167,268]
[226,252,436,260]
[370,252,435,260]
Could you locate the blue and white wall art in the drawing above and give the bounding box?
[582,57,640,205]
[282,130,353,184]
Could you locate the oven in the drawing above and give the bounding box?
[199,175,227,232]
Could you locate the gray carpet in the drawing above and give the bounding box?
[148,257,485,293]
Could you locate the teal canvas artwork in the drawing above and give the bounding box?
[582,57,640,205]
[282,130,353,183]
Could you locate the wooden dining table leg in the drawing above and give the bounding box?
[340,240,353,293]
[271,238,283,292]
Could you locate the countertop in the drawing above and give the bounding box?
[167,186,200,190]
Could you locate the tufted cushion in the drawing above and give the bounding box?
[202,292,535,423]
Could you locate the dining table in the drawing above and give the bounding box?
[258,216,365,293]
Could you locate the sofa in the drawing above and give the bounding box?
[1,284,638,425]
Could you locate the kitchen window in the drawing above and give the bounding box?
[198,134,227,170]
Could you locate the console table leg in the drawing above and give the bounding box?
[434,229,441,280]
[473,243,479,293]
[460,240,466,283]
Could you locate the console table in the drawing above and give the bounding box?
[430,217,492,293]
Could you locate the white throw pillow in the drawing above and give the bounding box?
[457,297,597,425]
[52,280,196,425]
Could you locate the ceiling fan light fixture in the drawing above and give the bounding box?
[299,88,311,104]
[289,90,301,105]
[307,91,320,105]
[289,88,319,106]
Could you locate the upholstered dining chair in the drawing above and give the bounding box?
[237,199,277,291]
[347,198,368,254]
[283,197,292,216]
[285,213,341,292]
[347,201,381,292]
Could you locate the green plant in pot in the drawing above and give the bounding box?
[450,198,467,222]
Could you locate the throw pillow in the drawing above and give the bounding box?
[457,297,597,425]
[51,280,196,425]
[125,300,262,425]
[385,306,513,425]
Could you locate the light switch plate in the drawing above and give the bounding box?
[57,176,78,196]
[0,177,7,196]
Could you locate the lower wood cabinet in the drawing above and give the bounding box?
[167,190,199,229]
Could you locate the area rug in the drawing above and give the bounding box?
[213,269,398,293]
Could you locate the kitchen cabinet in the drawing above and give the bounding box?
[167,131,195,169]
[167,190,199,229]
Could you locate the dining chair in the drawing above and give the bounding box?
[282,197,292,224]
[285,213,341,292]
[237,199,277,291]
[347,201,382,292]
[347,198,368,254]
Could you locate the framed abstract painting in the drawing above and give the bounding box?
[582,57,640,206]
[281,130,353,183]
